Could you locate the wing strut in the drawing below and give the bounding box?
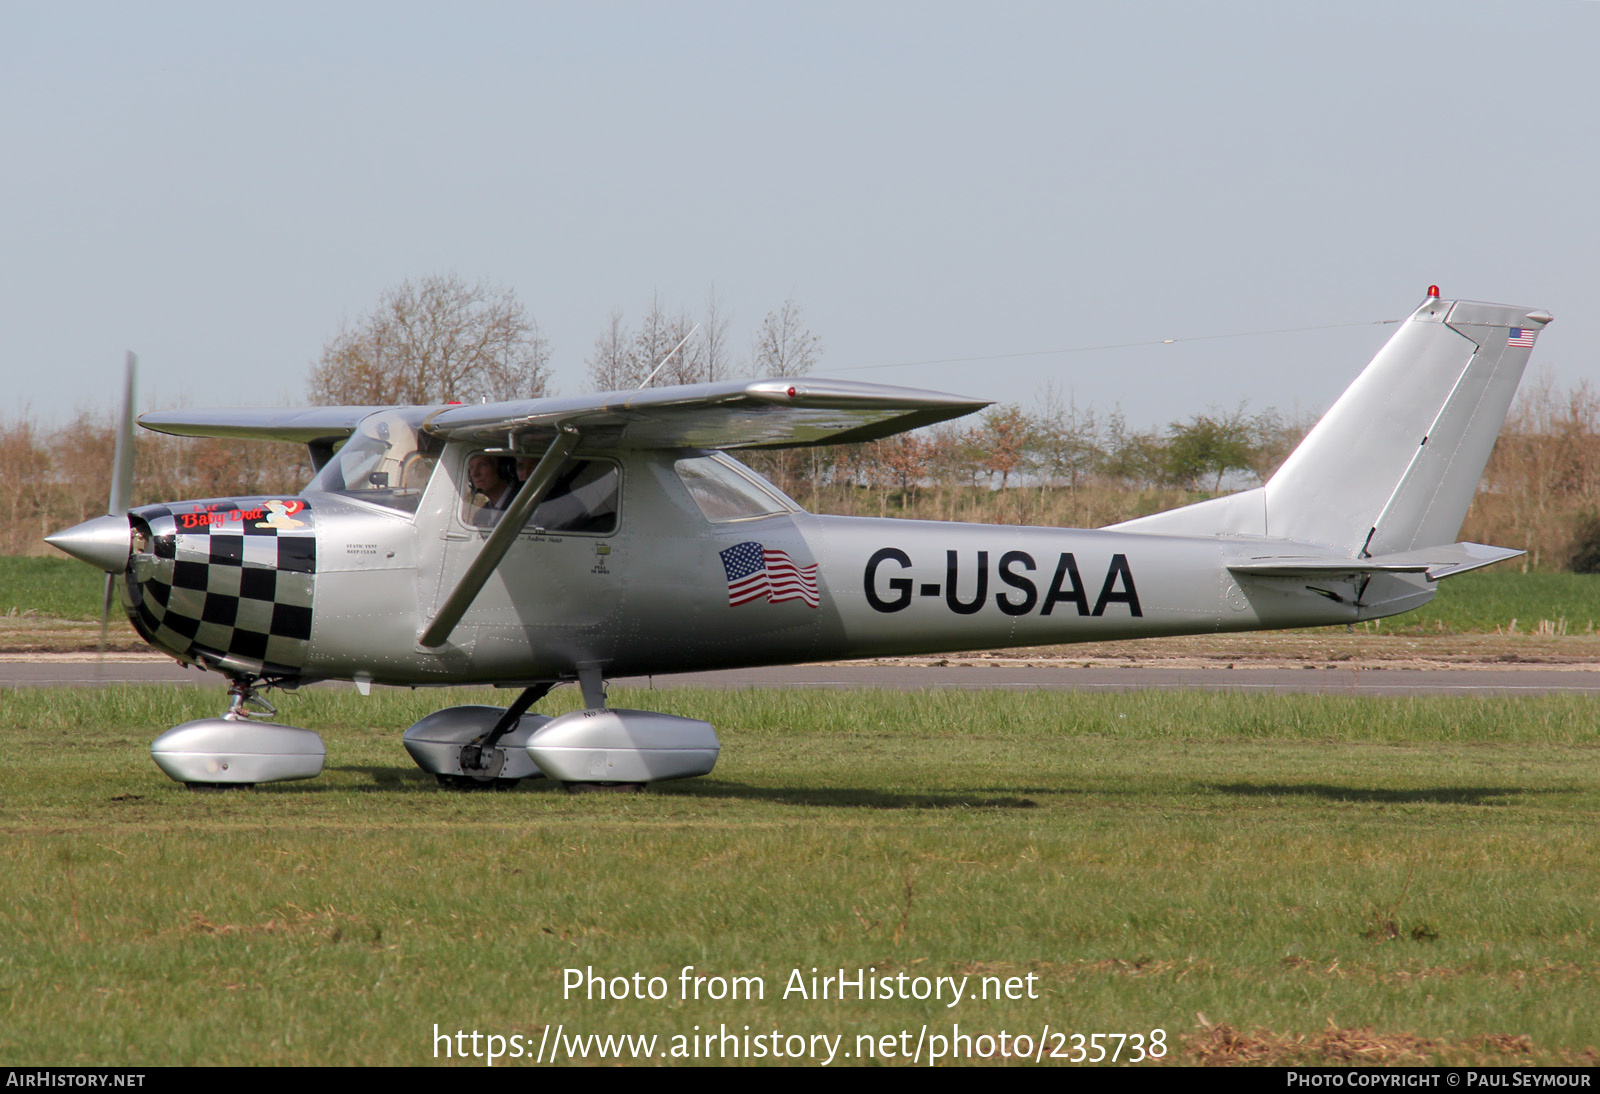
[417,426,581,649]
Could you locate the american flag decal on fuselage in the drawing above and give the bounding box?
[1508,327,1537,348]
[719,541,820,608]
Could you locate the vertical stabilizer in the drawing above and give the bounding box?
[1113,295,1551,553]
[1266,297,1548,553]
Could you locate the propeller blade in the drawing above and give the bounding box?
[97,571,116,675]
[104,352,135,673]
[109,351,137,517]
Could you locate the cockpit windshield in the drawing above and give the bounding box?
[306,409,440,513]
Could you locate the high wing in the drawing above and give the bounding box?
[138,405,394,470]
[136,377,989,453]
[138,406,390,444]
[428,377,988,451]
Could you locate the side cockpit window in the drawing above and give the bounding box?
[462,456,620,535]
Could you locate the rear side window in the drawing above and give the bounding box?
[675,455,794,523]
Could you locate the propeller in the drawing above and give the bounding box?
[110,352,136,518]
[44,354,139,661]
[100,352,138,654]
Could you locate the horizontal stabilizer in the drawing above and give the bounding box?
[1228,541,1522,582]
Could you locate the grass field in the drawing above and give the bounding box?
[1397,570,1600,635]
[3,685,1599,1066]
[0,556,107,621]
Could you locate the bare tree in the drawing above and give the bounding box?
[699,287,731,383]
[748,298,826,500]
[0,418,55,552]
[752,298,822,377]
[308,274,551,405]
[1033,382,1103,499]
[635,295,699,387]
[587,292,729,391]
[586,311,641,391]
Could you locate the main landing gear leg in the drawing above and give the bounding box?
[451,683,555,789]
[405,685,557,790]
[404,675,723,792]
[559,663,645,793]
[577,662,607,711]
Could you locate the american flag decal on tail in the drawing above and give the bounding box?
[719,541,820,608]
[1508,327,1537,348]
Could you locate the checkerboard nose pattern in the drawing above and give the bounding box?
[125,499,318,677]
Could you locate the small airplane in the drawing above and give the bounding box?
[47,289,1550,789]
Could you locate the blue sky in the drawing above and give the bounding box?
[3,1,1594,427]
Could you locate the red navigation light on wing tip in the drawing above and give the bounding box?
[1427,285,1440,299]
[787,386,797,398]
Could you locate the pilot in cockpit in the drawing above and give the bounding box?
[467,454,516,526]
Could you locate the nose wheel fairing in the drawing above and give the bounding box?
[151,717,326,788]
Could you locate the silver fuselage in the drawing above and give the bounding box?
[122,443,1429,689]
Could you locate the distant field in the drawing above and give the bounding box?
[5,555,1599,636]
[0,556,105,620]
[3,684,1599,1066]
[1394,569,1600,635]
